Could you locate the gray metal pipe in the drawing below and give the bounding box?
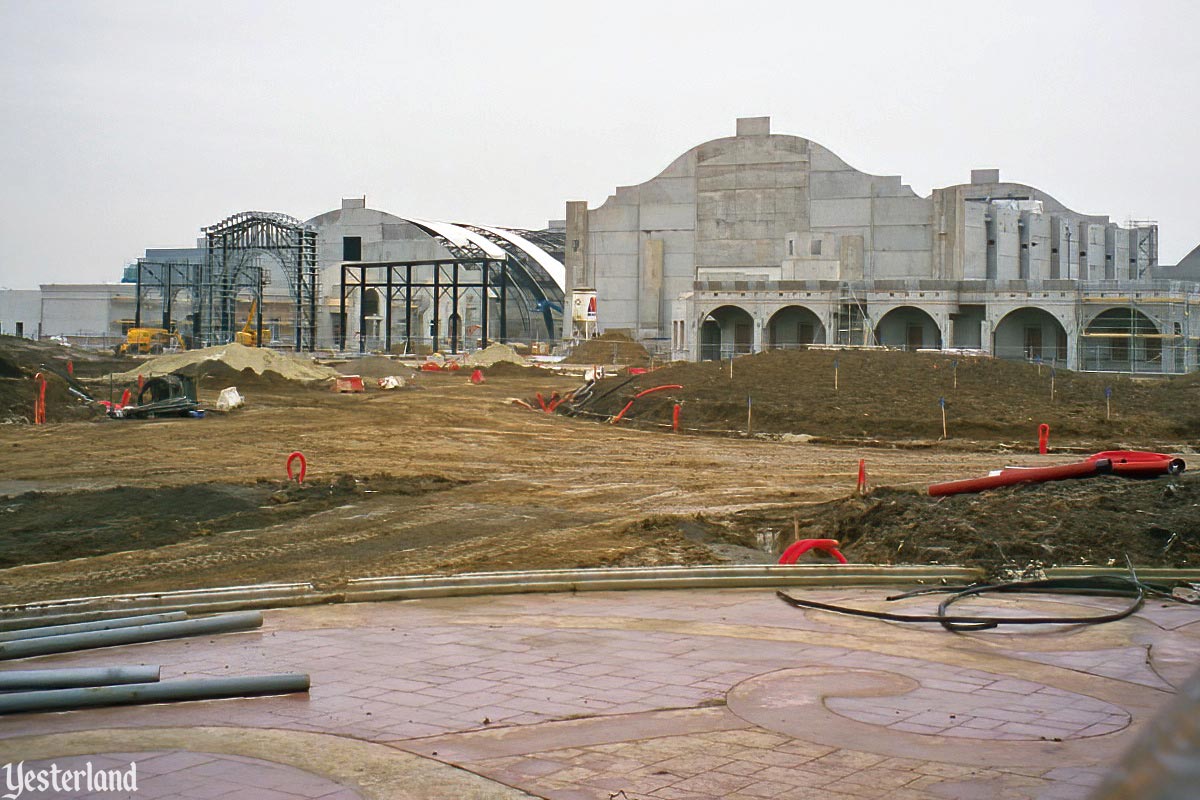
[0,673,310,715]
[0,612,188,642]
[0,611,263,661]
[0,666,161,691]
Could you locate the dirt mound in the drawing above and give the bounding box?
[565,349,1199,447]
[563,332,651,367]
[111,343,339,384]
[0,336,112,423]
[689,472,1200,577]
[464,343,527,368]
[479,360,536,377]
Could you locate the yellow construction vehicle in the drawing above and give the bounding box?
[235,299,259,346]
[117,328,186,356]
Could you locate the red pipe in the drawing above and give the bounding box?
[535,392,548,412]
[928,459,1110,497]
[634,384,682,399]
[286,451,307,484]
[778,539,847,565]
[672,403,680,432]
[1088,450,1185,477]
[33,373,47,425]
[610,400,635,424]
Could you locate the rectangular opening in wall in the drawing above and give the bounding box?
[810,240,822,256]
[343,236,362,261]
[1023,326,1042,359]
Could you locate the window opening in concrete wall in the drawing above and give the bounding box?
[1023,326,1042,359]
[343,236,362,261]
[810,240,822,256]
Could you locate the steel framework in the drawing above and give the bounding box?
[202,212,318,351]
[338,258,509,354]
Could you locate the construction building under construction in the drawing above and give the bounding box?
[565,117,1198,374]
[126,201,566,354]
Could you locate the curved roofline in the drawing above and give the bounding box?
[403,217,508,259]
[474,224,565,292]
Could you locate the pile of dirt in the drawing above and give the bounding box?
[464,342,527,368]
[565,348,1200,447]
[563,332,651,367]
[0,336,113,423]
[681,472,1200,577]
[110,343,340,385]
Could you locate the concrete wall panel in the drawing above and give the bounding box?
[640,204,695,231]
[811,198,872,228]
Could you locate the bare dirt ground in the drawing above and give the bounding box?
[0,339,1195,606]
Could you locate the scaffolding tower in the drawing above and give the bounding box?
[200,212,319,351]
[1076,281,1197,374]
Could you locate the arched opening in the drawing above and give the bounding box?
[993,307,1068,364]
[875,306,942,350]
[699,305,754,361]
[767,306,825,348]
[1082,308,1163,372]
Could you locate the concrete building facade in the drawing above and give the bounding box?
[567,117,1197,373]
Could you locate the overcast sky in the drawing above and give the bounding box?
[1,0,1197,288]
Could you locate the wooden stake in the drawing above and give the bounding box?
[792,513,800,544]
[952,359,958,389]
[1105,386,1112,420]
[834,358,839,391]
[747,395,753,435]
[939,397,947,439]
[729,357,733,381]
[1050,367,1056,403]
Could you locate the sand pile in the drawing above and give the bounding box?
[111,343,339,384]
[464,343,527,368]
[563,332,651,367]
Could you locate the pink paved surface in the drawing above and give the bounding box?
[1,587,1198,799]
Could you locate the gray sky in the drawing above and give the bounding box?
[1,0,1197,288]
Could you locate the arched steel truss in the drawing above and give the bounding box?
[201,211,319,351]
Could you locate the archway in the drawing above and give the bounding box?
[699,305,754,361]
[993,307,1068,364]
[875,306,942,350]
[1083,308,1162,372]
[767,306,825,348]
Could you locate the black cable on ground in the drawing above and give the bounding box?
[774,567,1196,632]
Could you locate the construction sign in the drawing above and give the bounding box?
[572,290,597,322]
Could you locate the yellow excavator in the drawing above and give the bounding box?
[117,328,186,356]
[235,299,259,346]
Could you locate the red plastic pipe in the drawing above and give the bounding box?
[928,459,1110,497]
[610,400,636,424]
[633,384,682,399]
[1088,450,1185,477]
[286,451,307,484]
[778,539,847,565]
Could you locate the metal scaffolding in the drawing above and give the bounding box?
[129,212,319,351]
[1076,281,1198,374]
[202,212,318,351]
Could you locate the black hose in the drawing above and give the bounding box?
[773,570,1191,632]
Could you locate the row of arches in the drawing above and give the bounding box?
[698,303,1164,365]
